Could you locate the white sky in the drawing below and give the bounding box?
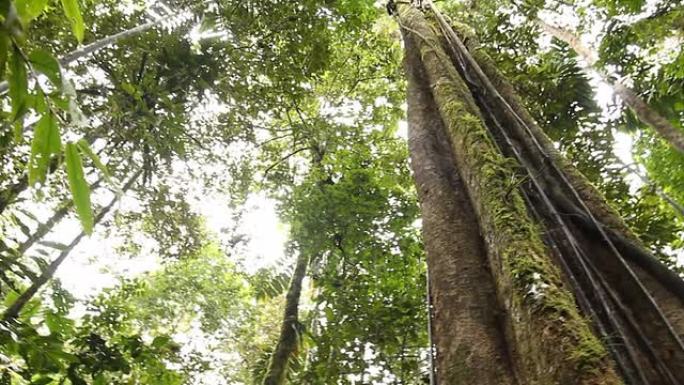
[55,189,288,299]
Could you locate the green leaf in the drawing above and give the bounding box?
[28,113,62,186]
[29,49,61,88]
[93,374,106,385]
[15,0,49,23]
[2,290,20,308]
[151,335,172,349]
[60,0,85,43]
[77,139,118,190]
[29,376,53,385]
[13,121,23,142]
[65,142,93,234]
[44,311,74,335]
[8,46,28,122]
[38,241,69,251]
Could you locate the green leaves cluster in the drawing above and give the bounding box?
[0,295,186,385]
[1,0,106,234]
[2,0,684,384]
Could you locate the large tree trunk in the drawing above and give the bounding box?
[536,19,684,154]
[462,25,684,384]
[261,253,309,385]
[397,2,684,384]
[405,28,516,385]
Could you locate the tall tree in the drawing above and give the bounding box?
[395,2,684,383]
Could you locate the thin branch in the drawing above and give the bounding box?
[261,147,311,180]
[1,170,141,322]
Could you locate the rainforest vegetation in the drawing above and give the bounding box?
[0,0,683,384]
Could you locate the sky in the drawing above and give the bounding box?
[52,163,289,299]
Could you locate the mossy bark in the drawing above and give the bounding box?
[398,4,622,384]
[448,16,684,352]
[404,29,516,385]
[448,23,684,372]
[262,253,309,385]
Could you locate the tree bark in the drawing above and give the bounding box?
[456,20,684,336]
[404,28,517,385]
[398,3,625,383]
[421,5,684,383]
[536,19,684,154]
[261,253,309,385]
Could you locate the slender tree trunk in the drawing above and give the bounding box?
[0,177,30,215]
[618,162,684,219]
[261,253,309,385]
[0,20,163,94]
[59,21,162,65]
[0,179,102,285]
[15,179,103,257]
[536,19,684,154]
[1,171,139,322]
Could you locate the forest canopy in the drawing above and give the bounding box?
[0,0,683,384]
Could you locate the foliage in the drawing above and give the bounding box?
[0,0,683,384]
[0,282,185,384]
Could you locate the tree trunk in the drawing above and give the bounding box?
[536,19,684,154]
[458,18,684,383]
[0,179,102,286]
[16,179,103,257]
[404,27,517,385]
[261,253,309,385]
[455,20,684,345]
[397,2,684,383]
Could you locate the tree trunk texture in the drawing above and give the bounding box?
[404,29,517,385]
[536,19,684,154]
[261,253,309,385]
[398,3,684,384]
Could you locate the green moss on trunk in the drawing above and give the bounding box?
[397,4,621,384]
[452,21,684,347]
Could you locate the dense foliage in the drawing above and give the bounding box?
[0,0,682,383]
